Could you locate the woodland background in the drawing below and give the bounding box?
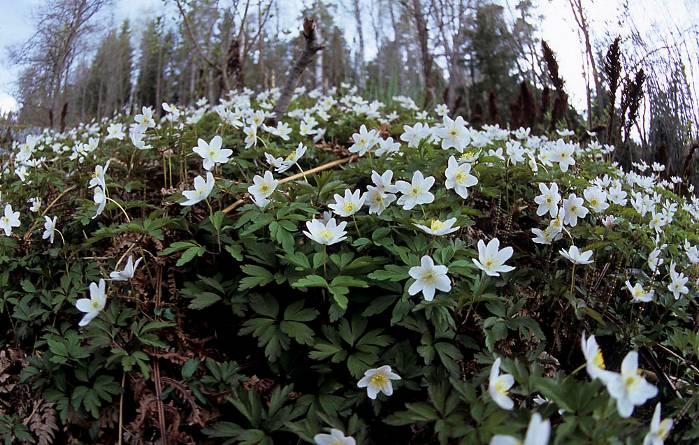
[0,0,698,186]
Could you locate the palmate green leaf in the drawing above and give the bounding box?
[368,265,410,281]
[239,318,289,361]
[202,421,244,440]
[225,242,244,261]
[187,291,222,309]
[292,274,328,288]
[177,245,207,266]
[239,265,275,290]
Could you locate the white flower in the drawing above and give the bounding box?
[93,186,107,219]
[271,121,292,140]
[625,281,654,303]
[445,156,478,199]
[244,125,258,148]
[605,351,658,418]
[562,193,589,226]
[395,171,435,210]
[180,172,215,206]
[130,127,151,150]
[408,255,451,301]
[28,197,41,213]
[648,248,664,273]
[364,187,396,215]
[42,216,57,244]
[560,245,594,265]
[434,103,449,116]
[109,256,142,281]
[668,263,689,300]
[266,143,308,173]
[134,106,155,128]
[649,212,667,233]
[436,115,470,152]
[505,141,525,164]
[686,244,699,264]
[584,186,609,213]
[580,333,616,382]
[193,136,232,171]
[105,123,125,140]
[552,141,575,172]
[328,189,365,217]
[490,412,551,445]
[375,137,400,157]
[473,238,515,277]
[534,183,561,218]
[348,124,379,156]
[76,279,107,327]
[601,215,617,227]
[400,122,430,147]
[414,218,460,236]
[357,365,401,399]
[371,170,397,194]
[643,403,673,445]
[608,184,627,205]
[314,429,355,445]
[0,204,21,236]
[488,358,515,410]
[303,218,347,245]
[89,160,110,189]
[248,171,279,203]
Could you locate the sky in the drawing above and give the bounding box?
[0,0,696,115]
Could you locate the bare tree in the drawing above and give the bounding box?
[568,0,603,124]
[271,17,324,123]
[10,0,111,129]
[174,0,273,95]
[401,0,435,106]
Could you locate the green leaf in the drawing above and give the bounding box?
[176,245,206,266]
[239,265,274,290]
[368,265,409,281]
[292,274,328,289]
[188,291,222,310]
[330,275,368,288]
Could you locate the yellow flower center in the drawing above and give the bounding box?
[91,300,101,310]
[420,270,435,284]
[319,229,333,240]
[594,350,605,369]
[260,184,270,193]
[484,258,494,269]
[449,129,457,137]
[1,217,8,225]
[343,202,355,213]
[495,379,508,395]
[285,152,296,161]
[455,171,465,184]
[369,373,388,387]
[410,186,420,197]
[430,220,444,231]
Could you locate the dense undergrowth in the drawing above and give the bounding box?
[0,86,697,444]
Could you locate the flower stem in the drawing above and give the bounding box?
[107,197,131,222]
[352,214,361,238]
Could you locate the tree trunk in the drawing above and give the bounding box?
[409,0,434,106]
[271,17,324,124]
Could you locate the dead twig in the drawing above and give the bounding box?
[222,155,357,214]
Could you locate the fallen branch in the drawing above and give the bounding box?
[222,155,357,214]
[270,17,324,125]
